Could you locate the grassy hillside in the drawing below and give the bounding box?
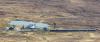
[0,31,99,42]
[0,0,99,28]
[0,0,100,42]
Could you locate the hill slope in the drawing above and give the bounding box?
[0,0,100,42]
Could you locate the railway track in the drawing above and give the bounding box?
[49,29,97,32]
[0,27,100,32]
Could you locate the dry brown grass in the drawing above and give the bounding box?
[0,0,99,42]
[0,31,99,42]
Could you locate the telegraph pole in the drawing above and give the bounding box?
[53,22,56,29]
